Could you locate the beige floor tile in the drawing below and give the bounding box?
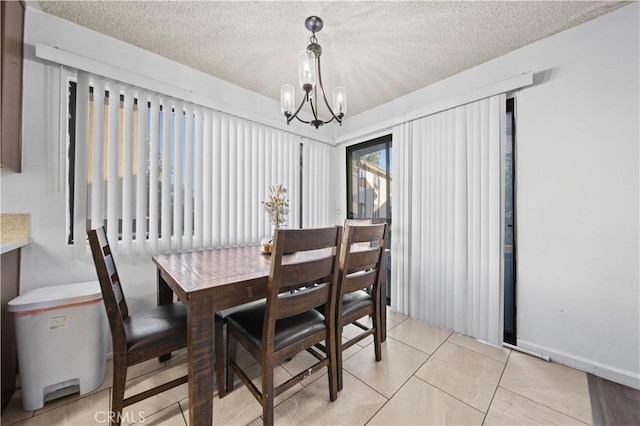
[121,363,189,421]
[386,318,452,355]
[280,348,328,387]
[0,390,34,425]
[342,323,375,348]
[342,336,365,360]
[386,308,409,324]
[415,342,504,412]
[129,402,186,426]
[183,364,300,425]
[500,351,592,424]
[484,387,587,425]
[368,376,484,425]
[359,313,403,333]
[272,371,387,425]
[14,389,110,426]
[447,334,510,363]
[128,357,168,380]
[343,337,429,398]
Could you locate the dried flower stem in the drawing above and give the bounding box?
[263,184,290,231]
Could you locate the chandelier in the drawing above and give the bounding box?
[280,16,346,129]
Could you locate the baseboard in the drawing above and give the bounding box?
[517,339,640,390]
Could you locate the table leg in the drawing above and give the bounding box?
[187,296,216,426]
[157,270,174,362]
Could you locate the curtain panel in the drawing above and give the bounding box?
[73,71,308,256]
[391,94,505,345]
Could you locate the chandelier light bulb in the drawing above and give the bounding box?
[297,50,316,88]
[332,87,347,115]
[280,84,295,114]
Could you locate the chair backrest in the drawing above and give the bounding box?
[264,227,343,339]
[338,223,388,301]
[88,227,129,343]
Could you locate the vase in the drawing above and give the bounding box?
[259,235,273,254]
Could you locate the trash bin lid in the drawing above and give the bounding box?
[8,281,102,313]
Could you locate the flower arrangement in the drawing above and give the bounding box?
[261,184,290,252]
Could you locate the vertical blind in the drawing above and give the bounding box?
[391,94,505,345]
[302,140,333,228]
[73,71,308,255]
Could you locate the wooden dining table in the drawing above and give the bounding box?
[153,245,387,426]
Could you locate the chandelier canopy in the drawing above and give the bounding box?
[281,16,346,129]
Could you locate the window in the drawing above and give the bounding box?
[67,72,303,254]
[346,135,392,220]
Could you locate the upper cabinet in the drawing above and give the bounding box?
[1,1,25,173]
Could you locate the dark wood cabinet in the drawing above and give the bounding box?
[0,1,25,172]
[1,248,21,412]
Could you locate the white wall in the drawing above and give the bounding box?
[337,4,639,388]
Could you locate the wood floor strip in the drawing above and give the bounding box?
[588,373,640,426]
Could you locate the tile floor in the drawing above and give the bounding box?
[1,308,594,425]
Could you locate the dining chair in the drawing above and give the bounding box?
[225,226,343,426]
[335,222,387,391]
[88,227,225,426]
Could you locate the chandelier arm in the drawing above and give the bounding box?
[286,95,309,124]
[316,56,342,123]
[294,115,311,124]
[309,96,319,120]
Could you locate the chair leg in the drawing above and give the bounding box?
[226,329,237,394]
[262,368,275,426]
[110,353,128,426]
[336,323,344,392]
[373,309,383,362]
[215,319,226,398]
[327,322,338,401]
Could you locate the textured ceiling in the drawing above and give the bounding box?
[36,1,627,117]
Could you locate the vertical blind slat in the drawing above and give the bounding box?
[202,110,214,248]
[91,77,105,230]
[135,91,148,253]
[183,104,194,250]
[121,86,135,253]
[160,96,172,252]
[148,95,160,251]
[74,72,90,253]
[106,81,120,246]
[173,101,184,251]
[193,106,204,250]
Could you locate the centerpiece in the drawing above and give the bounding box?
[260,184,290,254]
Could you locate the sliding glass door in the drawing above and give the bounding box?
[346,135,392,304]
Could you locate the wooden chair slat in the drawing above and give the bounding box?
[275,257,335,291]
[274,284,331,320]
[345,248,381,274]
[343,269,377,295]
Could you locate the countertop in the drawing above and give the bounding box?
[0,214,29,255]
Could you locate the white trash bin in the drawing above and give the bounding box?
[8,281,107,411]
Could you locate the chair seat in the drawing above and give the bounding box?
[342,290,374,318]
[226,302,327,352]
[124,303,188,354]
[317,289,373,318]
